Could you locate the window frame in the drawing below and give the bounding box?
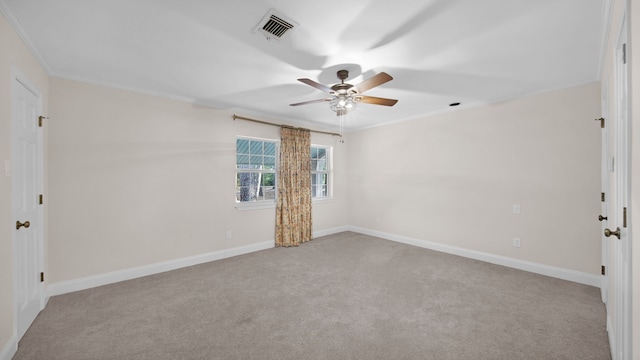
[311,145,332,201]
[235,136,279,210]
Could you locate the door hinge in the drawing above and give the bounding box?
[40,272,44,282]
[623,207,627,228]
[39,194,43,205]
[38,116,48,127]
[601,193,605,202]
[623,43,627,64]
[595,117,605,128]
[601,265,606,276]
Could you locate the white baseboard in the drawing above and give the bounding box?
[313,225,350,239]
[348,226,601,287]
[46,226,600,297]
[46,227,349,298]
[48,241,274,297]
[0,335,17,360]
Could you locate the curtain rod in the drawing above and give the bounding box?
[232,114,342,137]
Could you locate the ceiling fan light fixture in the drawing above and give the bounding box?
[329,94,358,114]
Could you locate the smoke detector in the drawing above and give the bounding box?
[253,9,298,41]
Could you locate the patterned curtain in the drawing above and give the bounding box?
[275,127,312,247]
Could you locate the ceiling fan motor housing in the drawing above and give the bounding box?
[332,70,355,94]
[331,83,354,94]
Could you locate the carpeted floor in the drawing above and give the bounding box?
[13,232,611,359]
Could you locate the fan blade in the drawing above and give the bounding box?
[353,72,393,93]
[358,95,398,106]
[297,78,333,93]
[290,98,332,106]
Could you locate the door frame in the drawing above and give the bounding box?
[10,67,45,340]
[599,80,609,305]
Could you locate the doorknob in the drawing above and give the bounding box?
[598,215,608,221]
[16,220,30,230]
[604,227,620,239]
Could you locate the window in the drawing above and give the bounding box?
[236,138,331,204]
[311,145,330,199]
[236,138,278,203]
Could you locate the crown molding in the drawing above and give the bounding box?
[0,0,52,74]
[596,0,613,80]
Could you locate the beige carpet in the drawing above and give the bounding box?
[14,232,610,359]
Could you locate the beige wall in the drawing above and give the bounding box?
[0,10,49,356]
[347,82,601,274]
[48,77,349,283]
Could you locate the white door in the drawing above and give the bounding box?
[607,15,632,360]
[12,75,44,340]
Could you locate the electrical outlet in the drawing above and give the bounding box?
[512,204,521,214]
[513,238,521,248]
[226,231,232,240]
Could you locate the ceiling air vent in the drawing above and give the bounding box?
[253,9,298,40]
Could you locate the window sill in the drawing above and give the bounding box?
[235,201,276,211]
[235,198,332,210]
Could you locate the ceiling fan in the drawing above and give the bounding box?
[290,70,398,116]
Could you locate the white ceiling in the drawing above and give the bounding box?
[2,0,606,131]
